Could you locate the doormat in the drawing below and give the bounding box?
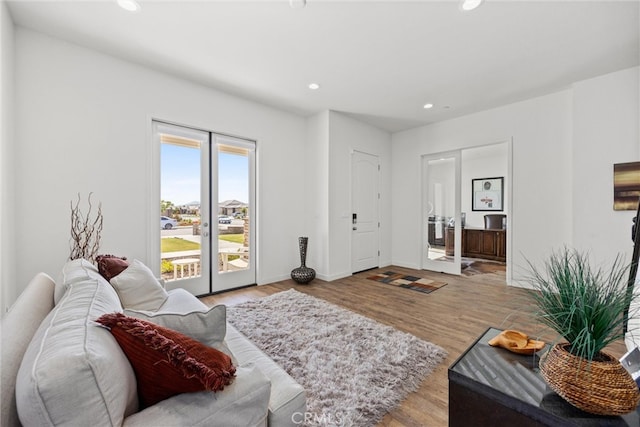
[367,271,447,294]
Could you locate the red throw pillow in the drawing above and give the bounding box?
[96,255,129,281]
[95,312,236,408]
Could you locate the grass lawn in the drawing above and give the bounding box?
[219,234,244,244]
[161,234,243,253]
[161,238,201,252]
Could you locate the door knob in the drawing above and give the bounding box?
[353,227,357,231]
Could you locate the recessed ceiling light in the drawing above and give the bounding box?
[423,103,434,109]
[117,0,141,12]
[460,0,483,11]
[308,83,320,90]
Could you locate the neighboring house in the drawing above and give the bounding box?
[179,202,200,216]
[0,1,638,310]
[219,200,247,217]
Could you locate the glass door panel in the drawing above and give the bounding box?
[212,134,256,292]
[422,152,461,275]
[155,122,211,296]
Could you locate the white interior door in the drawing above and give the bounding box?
[422,151,462,275]
[351,151,380,273]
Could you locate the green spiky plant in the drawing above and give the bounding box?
[526,247,636,362]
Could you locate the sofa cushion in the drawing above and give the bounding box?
[109,259,168,310]
[54,258,101,304]
[122,365,271,427]
[16,272,137,427]
[96,254,129,281]
[226,324,306,426]
[96,313,236,408]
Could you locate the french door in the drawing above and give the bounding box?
[211,134,256,293]
[422,151,462,275]
[152,121,255,296]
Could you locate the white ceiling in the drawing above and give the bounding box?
[6,0,640,132]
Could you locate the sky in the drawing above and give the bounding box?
[161,143,249,207]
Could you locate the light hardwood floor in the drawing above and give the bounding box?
[200,265,627,427]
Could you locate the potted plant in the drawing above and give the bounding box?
[526,247,640,415]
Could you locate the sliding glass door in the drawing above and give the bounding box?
[152,121,255,295]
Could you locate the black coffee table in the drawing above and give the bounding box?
[448,327,640,426]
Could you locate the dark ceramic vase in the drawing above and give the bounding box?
[291,237,315,284]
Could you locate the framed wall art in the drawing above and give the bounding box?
[614,161,640,211]
[472,177,504,211]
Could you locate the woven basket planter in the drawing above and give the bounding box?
[540,343,640,415]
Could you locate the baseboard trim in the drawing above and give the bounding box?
[390,261,422,270]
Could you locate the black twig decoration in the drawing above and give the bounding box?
[69,193,103,263]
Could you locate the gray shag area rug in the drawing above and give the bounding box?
[226,289,447,427]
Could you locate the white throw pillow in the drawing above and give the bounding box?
[110,259,168,310]
[124,305,229,353]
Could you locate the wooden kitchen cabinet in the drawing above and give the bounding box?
[447,228,506,262]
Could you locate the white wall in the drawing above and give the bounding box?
[12,28,308,296]
[392,90,574,279]
[392,67,639,285]
[302,111,393,280]
[299,110,392,281]
[462,143,508,229]
[8,25,637,303]
[327,111,392,279]
[572,67,640,264]
[1,0,15,314]
[305,111,330,278]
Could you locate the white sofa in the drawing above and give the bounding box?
[1,259,305,426]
